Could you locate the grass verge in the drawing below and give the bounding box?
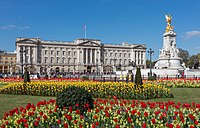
[0,88,200,118]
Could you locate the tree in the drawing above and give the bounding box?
[146,60,155,68]
[188,55,199,68]
[135,66,143,86]
[178,48,190,67]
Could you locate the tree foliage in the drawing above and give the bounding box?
[178,48,190,67]
[188,55,199,69]
[146,60,155,68]
[135,66,143,86]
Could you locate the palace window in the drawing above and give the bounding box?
[63,51,66,56]
[62,57,65,63]
[51,51,54,55]
[57,57,60,63]
[50,57,54,63]
[45,57,48,63]
[124,59,126,65]
[68,51,71,56]
[115,53,117,57]
[105,59,108,64]
[68,58,71,64]
[119,59,122,64]
[45,50,48,55]
[57,51,60,56]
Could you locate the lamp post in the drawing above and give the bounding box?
[147,48,154,77]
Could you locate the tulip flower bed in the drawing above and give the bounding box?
[0,98,200,128]
[0,78,81,83]
[0,81,173,99]
[144,79,200,88]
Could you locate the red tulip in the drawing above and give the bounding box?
[115,124,120,128]
[24,123,28,128]
[113,96,117,101]
[176,124,181,128]
[142,123,147,128]
[95,122,99,126]
[57,119,61,124]
[5,121,8,125]
[92,124,96,128]
[151,118,156,124]
[94,115,98,119]
[43,115,47,120]
[39,111,43,116]
[64,123,68,128]
[34,121,39,126]
[76,109,80,114]
[194,120,198,125]
[67,115,72,121]
[144,112,148,117]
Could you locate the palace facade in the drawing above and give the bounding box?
[0,51,16,74]
[15,37,146,75]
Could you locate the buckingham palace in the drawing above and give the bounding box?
[15,37,146,75]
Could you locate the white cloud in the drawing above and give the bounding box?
[196,47,200,50]
[183,30,200,39]
[0,24,30,30]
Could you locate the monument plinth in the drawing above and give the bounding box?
[155,14,184,69]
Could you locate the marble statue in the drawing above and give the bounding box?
[155,14,184,69]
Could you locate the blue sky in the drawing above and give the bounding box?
[0,0,200,60]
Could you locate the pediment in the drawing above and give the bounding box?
[78,40,100,47]
[16,38,40,44]
[133,45,146,49]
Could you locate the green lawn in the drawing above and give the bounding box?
[0,88,200,119]
[0,94,55,118]
[143,88,200,104]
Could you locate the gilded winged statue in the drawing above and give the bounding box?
[165,14,174,32]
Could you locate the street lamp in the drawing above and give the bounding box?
[147,48,154,77]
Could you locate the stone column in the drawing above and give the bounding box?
[2,66,4,73]
[16,45,21,64]
[28,46,31,63]
[48,47,50,64]
[34,46,38,64]
[134,51,137,64]
[95,49,97,64]
[132,50,135,64]
[77,48,80,64]
[90,48,93,64]
[86,48,88,64]
[81,48,83,64]
[140,51,142,65]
